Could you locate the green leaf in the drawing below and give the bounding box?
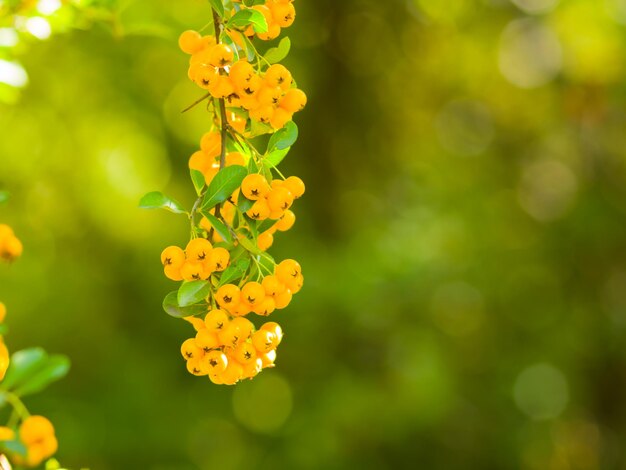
[238,236,262,255]
[201,212,233,244]
[265,37,291,64]
[259,252,276,274]
[238,194,255,213]
[13,355,70,397]
[178,280,211,307]
[228,9,268,33]
[3,439,27,457]
[248,157,259,174]
[219,258,250,286]
[191,169,205,196]
[267,121,298,152]
[0,191,9,205]
[208,0,225,17]
[257,219,277,234]
[266,147,290,167]
[162,291,208,318]
[201,165,248,210]
[139,192,187,214]
[2,348,47,390]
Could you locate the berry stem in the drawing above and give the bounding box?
[210,7,230,238]
[181,92,211,114]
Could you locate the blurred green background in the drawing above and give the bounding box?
[2,0,626,468]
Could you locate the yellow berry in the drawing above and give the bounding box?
[207,44,235,68]
[257,231,274,251]
[262,275,286,297]
[186,358,208,376]
[216,284,241,311]
[180,261,207,281]
[274,289,293,309]
[266,187,294,212]
[280,88,307,113]
[186,238,213,263]
[195,329,220,352]
[264,64,292,91]
[205,350,228,374]
[178,30,205,54]
[161,246,185,268]
[241,174,270,200]
[204,309,230,332]
[283,176,305,199]
[181,338,203,360]
[275,210,296,231]
[207,247,230,272]
[220,360,244,385]
[276,259,301,285]
[261,322,284,345]
[232,342,257,365]
[247,199,271,221]
[241,282,266,308]
[252,329,278,353]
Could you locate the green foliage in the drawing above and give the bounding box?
[139,192,187,214]
[227,9,268,33]
[265,37,291,64]
[2,348,69,397]
[162,291,207,318]
[177,280,211,307]
[201,165,248,210]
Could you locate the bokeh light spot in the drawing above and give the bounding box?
[514,363,569,420]
[232,373,293,434]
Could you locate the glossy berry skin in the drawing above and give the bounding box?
[264,64,292,91]
[241,174,270,200]
[232,342,257,365]
[205,350,228,374]
[208,247,230,272]
[195,329,220,352]
[241,282,266,308]
[276,259,302,285]
[275,210,296,232]
[247,199,271,221]
[204,309,229,332]
[283,176,305,199]
[280,88,307,113]
[161,246,185,268]
[267,187,294,212]
[179,30,204,54]
[181,338,204,360]
[261,322,284,345]
[208,44,234,67]
[262,275,286,297]
[252,330,278,353]
[216,284,241,311]
[273,289,293,309]
[186,238,213,263]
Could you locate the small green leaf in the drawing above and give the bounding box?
[248,157,259,174]
[201,165,248,210]
[13,355,70,397]
[3,439,27,456]
[191,170,205,196]
[265,37,291,64]
[267,121,298,152]
[258,252,276,274]
[238,236,262,255]
[257,219,277,234]
[178,280,211,307]
[0,191,9,205]
[162,291,208,318]
[139,192,187,214]
[201,212,233,244]
[238,194,255,213]
[228,9,268,33]
[219,258,250,286]
[266,147,290,167]
[2,348,47,390]
[208,0,225,17]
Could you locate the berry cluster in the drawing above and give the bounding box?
[181,317,283,384]
[2,416,58,468]
[143,0,308,385]
[0,224,22,263]
[180,11,306,130]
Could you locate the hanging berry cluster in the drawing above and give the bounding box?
[0,205,69,468]
[141,0,305,385]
